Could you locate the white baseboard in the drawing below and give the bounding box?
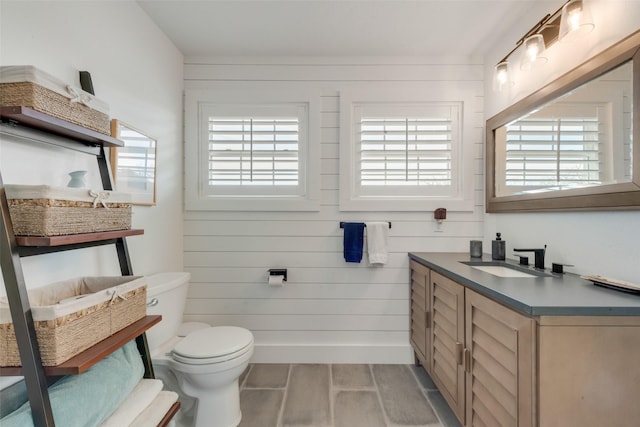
[250,344,414,364]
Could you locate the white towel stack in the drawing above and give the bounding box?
[365,222,389,265]
[99,379,178,427]
[130,391,180,427]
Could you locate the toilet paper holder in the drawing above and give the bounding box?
[268,269,287,282]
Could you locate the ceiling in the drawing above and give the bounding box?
[137,0,559,58]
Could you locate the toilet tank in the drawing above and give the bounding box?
[144,272,190,351]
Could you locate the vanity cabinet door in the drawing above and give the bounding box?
[538,316,640,427]
[410,260,430,370]
[465,289,535,427]
[430,271,466,424]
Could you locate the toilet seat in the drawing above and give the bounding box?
[172,326,254,365]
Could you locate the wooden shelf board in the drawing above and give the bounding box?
[0,106,123,147]
[0,315,161,376]
[16,229,144,247]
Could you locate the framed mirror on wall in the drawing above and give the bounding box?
[110,119,157,206]
[486,30,640,212]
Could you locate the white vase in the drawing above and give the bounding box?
[67,170,87,188]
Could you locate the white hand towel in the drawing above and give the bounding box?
[365,222,389,265]
[99,379,163,427]
[130,391,179,427]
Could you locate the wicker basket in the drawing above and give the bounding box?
[0,276,147,367]
[0,65,110,135]
[5,185,132,236]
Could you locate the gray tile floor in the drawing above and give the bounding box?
[238,364,462,427]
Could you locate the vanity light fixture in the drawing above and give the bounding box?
[492,0,595,92]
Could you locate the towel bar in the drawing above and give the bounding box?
[339,222,391,229]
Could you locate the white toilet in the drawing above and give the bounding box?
[144,272,254,427]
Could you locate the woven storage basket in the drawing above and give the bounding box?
[0,276,147,367]
[5,185,132,236]
[0,65,110,135]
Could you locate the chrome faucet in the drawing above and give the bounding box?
[513,245,546,269]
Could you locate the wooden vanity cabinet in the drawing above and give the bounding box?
[411,267,535,427]
[409,260,431,370]
[430,271,465,422]
[465,287,535,427]
[537,316,640,427]
[410,256,640,427]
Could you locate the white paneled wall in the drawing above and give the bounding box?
[183,58,484,363]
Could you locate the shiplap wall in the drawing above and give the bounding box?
[183,58,484,363]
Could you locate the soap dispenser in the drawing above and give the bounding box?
[492,233,506,260]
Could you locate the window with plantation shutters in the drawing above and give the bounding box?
[350,103,461,200]
[184,88,320,211]
[502,103,610,194]
[199,103,309,198]
[340,94,472,211]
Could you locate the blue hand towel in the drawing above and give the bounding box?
[343,222,365,263]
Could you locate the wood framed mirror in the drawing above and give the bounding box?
[110,119,157,206]
[486,30,640,212]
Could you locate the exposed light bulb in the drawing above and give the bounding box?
[496,65,508,84]
[568,8,582,32]
[559,0,595,42]
[493,61,510,92]
[521,34,547,71]
[526,43,539,61]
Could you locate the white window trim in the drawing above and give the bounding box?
[185,87,321,211]
[339,86,475,212]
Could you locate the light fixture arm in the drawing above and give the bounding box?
[497,0,570,65]
[497,15,549,64]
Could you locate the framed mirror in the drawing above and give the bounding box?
[110,119,157,205]
[486,30,640,212]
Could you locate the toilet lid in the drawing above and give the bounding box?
[172,326,253,363]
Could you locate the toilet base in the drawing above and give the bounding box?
[192,379,242,427]
[152,364,196,427]
[173,351,251,427]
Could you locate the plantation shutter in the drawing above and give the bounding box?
[505,115,602,190]
[208,117,300,187]
[359,117,452,187]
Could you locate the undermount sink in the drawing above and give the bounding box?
[460,261,550,278]
[470,265,537,278]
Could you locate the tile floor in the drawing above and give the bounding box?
[237,364,462,427]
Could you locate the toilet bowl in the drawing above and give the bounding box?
[145,272,254,427]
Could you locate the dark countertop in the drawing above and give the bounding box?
[409,252,640,316]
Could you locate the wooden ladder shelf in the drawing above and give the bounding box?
[0,108,178,426]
